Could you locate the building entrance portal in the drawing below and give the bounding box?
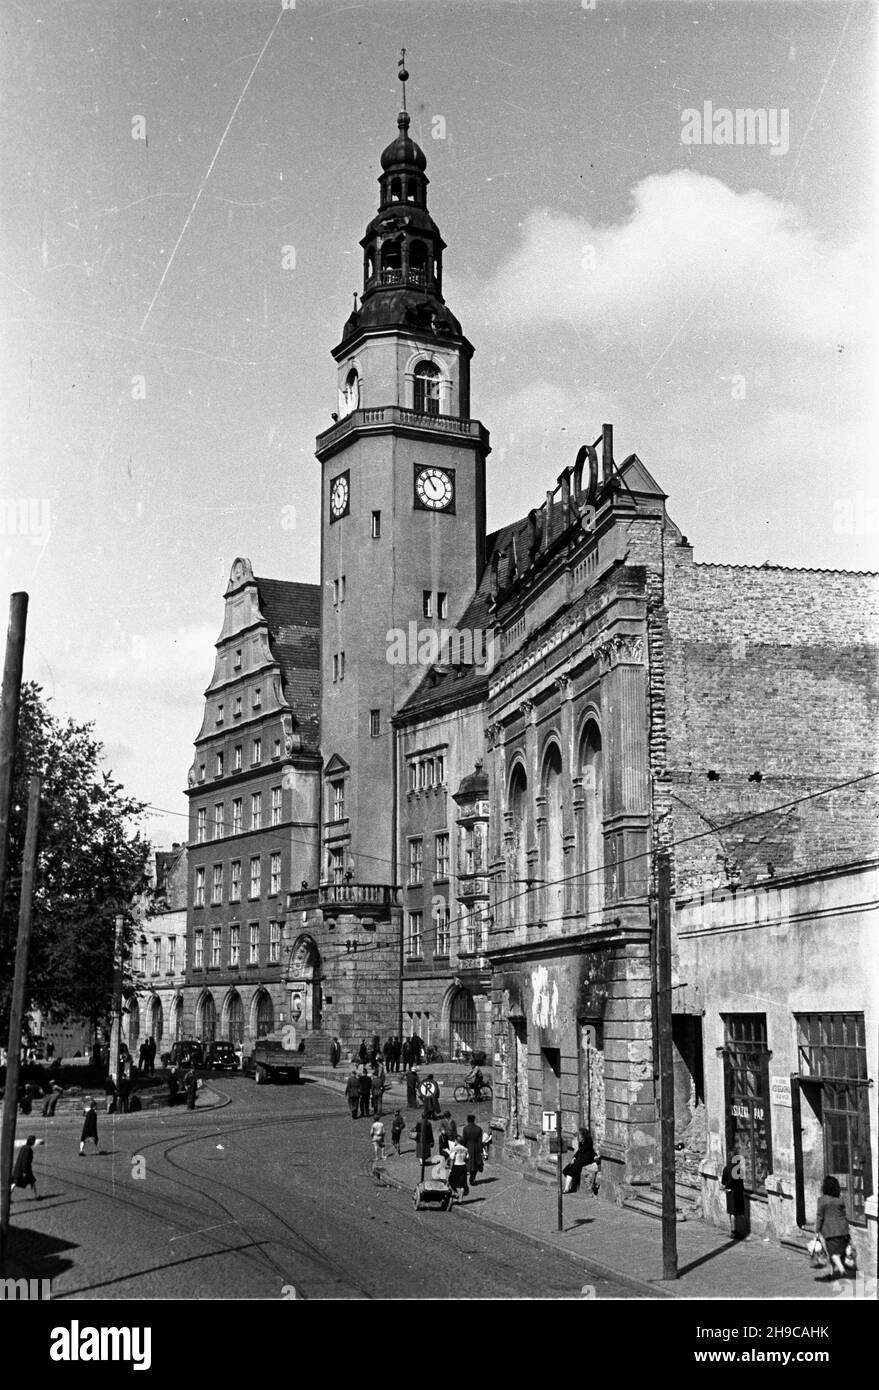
[288,935,323,1032]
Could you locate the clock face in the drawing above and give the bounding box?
[330,471,349,521]
[415,466,454,512]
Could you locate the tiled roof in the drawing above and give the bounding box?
[254,577,322,752]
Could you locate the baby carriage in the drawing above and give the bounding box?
[413,1156,454,1212]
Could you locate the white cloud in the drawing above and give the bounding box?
[477,171,872,351]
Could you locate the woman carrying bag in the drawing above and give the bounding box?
[815,1175,852,1280]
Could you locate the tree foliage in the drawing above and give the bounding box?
[0,682,151,1033]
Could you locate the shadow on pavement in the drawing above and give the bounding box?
[677,1237,742,1277]
[2,1224,78,1282]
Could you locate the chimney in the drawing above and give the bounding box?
[602,423,614,483]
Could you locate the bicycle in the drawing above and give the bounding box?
[453,1080,492,1104]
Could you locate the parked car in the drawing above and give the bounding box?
[204,1041,239,1072]
[168,1041,204,1070]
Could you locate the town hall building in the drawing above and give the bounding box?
[181,64,877,1259]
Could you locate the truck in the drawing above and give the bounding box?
[243,1026,305,1085]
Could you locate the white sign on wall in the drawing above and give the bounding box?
[542,1111,559,1133]
[770,1075,792,1108]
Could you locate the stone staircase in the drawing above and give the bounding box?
[623,1159,704,1223]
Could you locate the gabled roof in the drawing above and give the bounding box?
[254,576,321,753]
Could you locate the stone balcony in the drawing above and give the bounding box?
[286,883,401,914]
[315,405,489,457]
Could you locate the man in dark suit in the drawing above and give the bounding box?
[358,1066,372,1118]
[462,1114,484,1187]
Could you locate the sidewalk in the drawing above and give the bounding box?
[307,1068,848,1301]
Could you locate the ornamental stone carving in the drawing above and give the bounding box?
[596,633,645,671]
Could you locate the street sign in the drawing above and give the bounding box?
[542,1110,558,1133]
[770,1075,792,1108]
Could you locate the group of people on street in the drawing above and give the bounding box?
[137,1036,158,1074]
[345,1061,388,1119]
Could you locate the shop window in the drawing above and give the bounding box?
[721,1014,772,1193]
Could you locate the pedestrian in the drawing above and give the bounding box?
[358,1039,368,1064]
[383,1037,393,1071]
[42,1083,63,1118]
[104,1075,117,1114]
[406,1067,419,1109]
[448,1136,469,1202]
[371,1067,385,1116]
[720,1154,747,1239]
[345,1069,361,1120]
[117,1071,131,1114]
[330,1037,341,1069]
[815,1175,851,1280]
[358,1066,372,1119]
[401,1038,411,1071]
[563,1128,600,1196]
[45,1041,55,1063]
[11,1135,39,1200]
[167,1066,179,1108]
[138,1041,147,1073]
[370,1117,386,1176]
[414,1116,434,1165]
[18,1084,32,1116]
[184,1067,198,1110]
[391,1036,401,1072]
[462,1114,484,1187]
[390,1109,405,1155]
[420,1073,440,1118]
[146,1037,156,1075]
[79,1098,100,1155]
[438,1111,457,1156]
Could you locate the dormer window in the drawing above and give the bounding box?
[413,361,441,416]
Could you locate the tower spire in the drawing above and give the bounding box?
[398,48,408,114]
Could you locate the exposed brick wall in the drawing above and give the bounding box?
[663,554,879,894]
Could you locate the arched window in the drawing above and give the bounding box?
[342,367,359,415]
[198,992,217,1043]
[390,176,402,202]
[508,764,529,927]
[366,250,375,281]
[225,991,244,1045]
[449,988,477,1060]
[381,239,402,283]
[171,995,183,1042]
[254,990,274,1039]
[579,722,604,920]
[413,361,441,416]
[542,743,565,924]
[126,995,140,1052]
[148,997,164,1047]
[409,239,427,286]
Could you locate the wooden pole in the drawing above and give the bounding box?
[0,593,28,927]
[0,773,41,1262]
[656,847,678,1280]
[108,914,125,1086]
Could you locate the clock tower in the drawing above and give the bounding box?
[315,59,490,889]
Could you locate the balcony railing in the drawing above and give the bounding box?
[371,267,428,288]
[316,405,486,453]
[286,883,400,912]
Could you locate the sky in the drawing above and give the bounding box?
[1,0,875,850]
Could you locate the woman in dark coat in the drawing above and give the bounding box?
[815,1175,850,1278]
[721,1154,747,1238]
[12,1135,38,1199]
[79,1099,100,1155]
[563,1128,599,1195]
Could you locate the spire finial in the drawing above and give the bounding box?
[398,48,408,114]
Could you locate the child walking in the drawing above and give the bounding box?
[390,1109,405,1155]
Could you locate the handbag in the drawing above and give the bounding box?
[807,1236,827,1267]
[843,1239,857,1270]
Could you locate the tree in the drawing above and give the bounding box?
[0,683,151,1039]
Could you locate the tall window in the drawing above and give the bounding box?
[435,904,451,957]
[212,864,223,905]
[216,752,224,778]
[269,921,281,963]
[249,922,259,965]
[251,792,262,830]
[196,808,206,844]
[342,369,359,414]
[371,510,381,539]
[234,697,242,718]
[214,802,225,839]
[437,591,448,620]
[232,798,242,835]
[234,649,242,670]
[229,924,240,967]
[230,860,241,903]
[168,938,177,974]
[152,938,161,974]
[435,753,445,785]
[233,744,242,770]
[270,852,281,896]
[331,779,345,822]
[369,709,380,738]
[253,687,261,709]
[796,1013,872,1223]
[413,361,441,415]
[252,738,262,766]
[435,832,450,880]
[272,738,281,759]
[408,838,423,884]
[407,911,423,957]
[579,722,604,918]
[422,590,433,619]
[194,929,204,969]
[211,927,221,967]
[327,848,344,885]
[508,764,528,928]
[271,786,282,825]
[250,857,261,899]
[194,866,205,908]
[542,743,564,925]
[722,1014,772,1193]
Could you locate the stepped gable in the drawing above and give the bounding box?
[253,576,321,752]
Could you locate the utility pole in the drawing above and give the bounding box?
[0,773,41,1263]
[0,593,28,928]
[656,846,678,1280]
[556,1105,564,1233]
